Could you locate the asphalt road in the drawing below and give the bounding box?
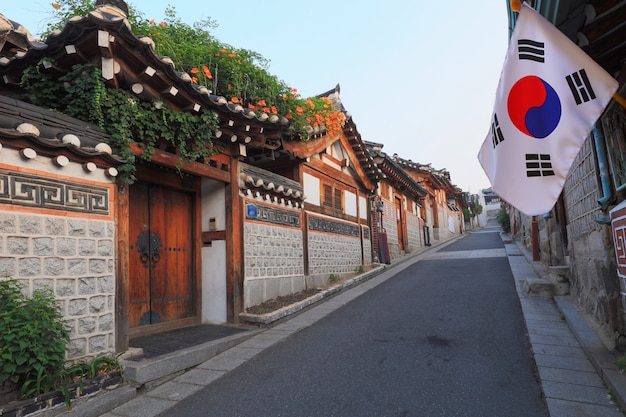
[159,229,549,417]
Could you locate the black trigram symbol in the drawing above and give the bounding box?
[518,39,545,63]
[491,113,505,149]
[526,154,555,177]
[566,69,596,105]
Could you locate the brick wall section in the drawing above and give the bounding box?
[564,136,623,342]
[0,212,115,362]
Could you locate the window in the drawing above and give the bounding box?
[323,183,343,211]
[334,188,342,210]
[323,184,333,208]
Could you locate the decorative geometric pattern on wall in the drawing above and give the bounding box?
[309,216,360,237]
[0,170,110,215]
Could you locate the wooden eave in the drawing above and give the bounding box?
[377,159,427,200]
[516,0,626,78]
[282,121,380,191]
[573,0,626,77]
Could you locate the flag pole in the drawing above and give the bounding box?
[613,93,626,110]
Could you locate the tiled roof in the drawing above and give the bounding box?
[364,141,428,199]
[239,163,304,203]
[0,94,123,169]
[0,4,287,149]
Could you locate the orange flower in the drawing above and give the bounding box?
[257,99,267,107]
[296,106,304,116]
[215,53,220,56]
[285,113,293,119]
[191,77,198,84]
[237,60,242,65]
[52,3,61,9]
[271,106,277,114]
[228,52,236,58]
[190,67,199,74]
[149,19,155,25]
[220,48,227,53]
[248,104,257,110]
[159,21,166,27]
[227,84,231,90]
[202,66,212,79]
[306,99,315,109]
[231,97,240,103]
[263,107,270,113]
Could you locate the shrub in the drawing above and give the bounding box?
[0,278,70,399]
[496,206,511,233]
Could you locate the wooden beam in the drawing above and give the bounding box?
[115,183,130,353]
[129,143,231,183]
[226,148,244,322]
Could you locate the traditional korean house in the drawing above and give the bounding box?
[393,158,466,243]
[365,141,429,262]
[270,85,382,289]
[503,0,626,349]
[0,1,382,361]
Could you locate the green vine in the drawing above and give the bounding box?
[20,63,219,183]
[43,2,345,142]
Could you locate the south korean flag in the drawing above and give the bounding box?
[478,2,618,216]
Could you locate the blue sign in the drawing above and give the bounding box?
[246,203,258,219]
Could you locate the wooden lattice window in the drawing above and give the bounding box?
[334,188,342,210]
[323,183,343,210]
[323,184,333,208]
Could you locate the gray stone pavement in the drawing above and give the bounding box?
[505,234,625,417]
[65,227,626,417]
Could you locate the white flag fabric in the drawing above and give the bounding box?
[478,3,618,216]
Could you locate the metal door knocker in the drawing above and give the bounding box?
[136,230,162,268]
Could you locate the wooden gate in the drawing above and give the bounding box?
[395,197,405,251]
[129,181,196,331]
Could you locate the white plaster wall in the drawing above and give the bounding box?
[345,190,357,217]
[303,172,320,206]
[200,178,227,323]
[359,196,368,220]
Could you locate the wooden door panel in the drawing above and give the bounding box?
[128,181,195,329]
[129,182,151,327]
[150,187,194,322]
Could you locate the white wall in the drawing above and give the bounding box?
[345,190,357,217]
[359,195,368,220]
[200,178,227,323]
[303,172,320,206]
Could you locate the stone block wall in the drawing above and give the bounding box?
[307,213,364,287]
[563,136,623,345]
[362,225,372,265]
[0,212,116,363]
[380,196,400,260]
[406,212,422,253]
[0,147,118,364]
[243,200,304,308]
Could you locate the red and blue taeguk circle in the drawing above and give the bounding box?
[507,75,561,139]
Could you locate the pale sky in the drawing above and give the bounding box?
[1,1,509,194]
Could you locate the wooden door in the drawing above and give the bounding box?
[129,181,195,329]
[395,197,405,251]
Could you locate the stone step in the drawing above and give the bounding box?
[522,277,570,297]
